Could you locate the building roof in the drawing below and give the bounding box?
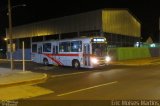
[6,8,141,39]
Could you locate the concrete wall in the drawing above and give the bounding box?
[6,49,31,60]
[149,48,160,57]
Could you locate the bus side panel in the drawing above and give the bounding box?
[57,55,68,66]
[42,53,60,65]
[32,53,42,63]
[55,54,81,67]
[66,56,79,66]
[31,53,37,63]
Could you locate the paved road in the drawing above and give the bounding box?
[1,60,160,106]
[24,64,160,100]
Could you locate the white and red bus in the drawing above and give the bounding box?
[31,37,111,68]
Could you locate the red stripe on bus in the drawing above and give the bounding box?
[41,53,79,56]
[54,54,79,56]
[43,53,94,57]
[43,54,63,65]
[53,54,93,57]
[37,53,94,57]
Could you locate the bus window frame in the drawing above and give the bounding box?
[43,43,52,53]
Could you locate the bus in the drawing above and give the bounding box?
[31,37,111,68]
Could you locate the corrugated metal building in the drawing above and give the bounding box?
[6,8,141,60]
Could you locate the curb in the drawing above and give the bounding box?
[0,73,47,88]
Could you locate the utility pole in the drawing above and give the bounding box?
[158,17,160,44]
[8,0,13,71]
[22,41,25,72]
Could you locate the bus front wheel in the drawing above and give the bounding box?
[72,60,80,69]
[43,58,49,66]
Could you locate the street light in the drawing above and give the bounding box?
[4,38,8,41]
[7,0,26,71]
[8,0,13,71]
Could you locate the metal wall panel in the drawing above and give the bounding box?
[7,10,102,39]
[102,9,141,37]
[6,9,141,39]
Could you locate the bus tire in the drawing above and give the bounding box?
[72,60,80,69]
[43,58,49,66]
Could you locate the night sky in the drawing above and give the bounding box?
[0,0,159,42]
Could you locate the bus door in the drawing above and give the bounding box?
[52,45,58,65]
[83,43,90,66]
[37,44,43,63]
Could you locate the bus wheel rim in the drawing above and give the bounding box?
[75,62,79,68]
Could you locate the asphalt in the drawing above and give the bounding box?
[0,57,160,88]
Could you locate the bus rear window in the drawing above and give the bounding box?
[32,44,37,52]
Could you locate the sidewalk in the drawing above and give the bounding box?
[0,68,47,87]
[110,57,160,66]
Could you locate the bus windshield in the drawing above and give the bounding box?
[92,43,107,57]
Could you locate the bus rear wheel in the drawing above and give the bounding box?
[72,60,80,69]
[43,58,49,66]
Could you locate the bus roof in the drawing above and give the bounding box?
[32,36,106,44]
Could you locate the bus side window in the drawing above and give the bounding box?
[71,41,82,52]
[43,43,51,52]
[59,46,64,52]
[59,42,70,52]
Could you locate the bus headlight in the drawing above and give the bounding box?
[91,57,98,64]
[105,56,111,62]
